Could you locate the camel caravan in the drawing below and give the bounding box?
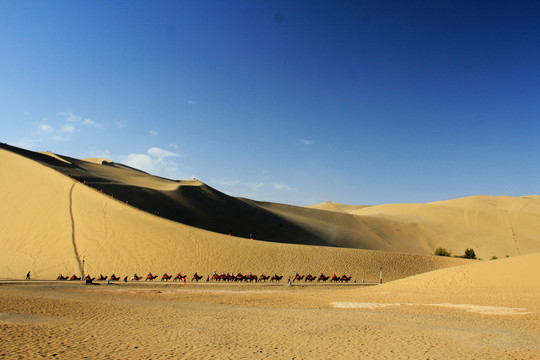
[55,272,355,283]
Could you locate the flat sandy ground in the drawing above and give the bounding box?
[1,281,538,359]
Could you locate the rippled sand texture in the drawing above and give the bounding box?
[0,276,538,360]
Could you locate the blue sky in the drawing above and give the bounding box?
[1,1,539,206]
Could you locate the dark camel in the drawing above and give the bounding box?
[161,273,172,281]
[317,274,329,282]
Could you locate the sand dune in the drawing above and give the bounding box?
[381,251,540,297]
[349,196,540,258]
[1,142,539,280]
[306,201,371,213]
[4,143,540,260]
[0,144,469,280]
[337,252,540,310]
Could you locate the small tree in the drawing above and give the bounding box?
[434,247,451,257]
[463,248,476,259]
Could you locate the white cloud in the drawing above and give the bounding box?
[39,124,54,133]
[150,130,158,136]
[57,111,79,122]
[82,118,101,128]
[57,111,102,128]
[124,153,154,170]
[272,183,296,191]
[147,147,179,160]
[60,124,76,133]
[297,138,314,145]
[121,147,184,179]
[214,180,241,187]
[210,180,296,200]
[86,148,112,160]
[28,111,103,146]
[251,182,265,189]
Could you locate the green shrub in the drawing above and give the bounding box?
[434,247,451,257]
[463,248,476,259]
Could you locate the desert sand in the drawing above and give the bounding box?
[1,143,539,359]
[0,253,538,359]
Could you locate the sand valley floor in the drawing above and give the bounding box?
[0,281,538,359]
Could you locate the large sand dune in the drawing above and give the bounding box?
[1,143,539,280]
[0,144,471,280]
[4,143,540,260]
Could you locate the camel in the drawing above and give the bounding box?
[131,275,143,281]
[192,273,203,282]
[110,274,120,281]
[146,274,158,281]
[84,275,95,283]
[161,273,172,281]
[244,274,257,282]
[340,275,352,283]
[173,273,186,281]
[305,274,316,282]
[69,275,81,281]
[270,275,283,282]
[96,274,108,281]
[317,274,329,282]
[330,274,340,282]
[258,274,270,282]
[292,274,304,282]
[57,274,68,280]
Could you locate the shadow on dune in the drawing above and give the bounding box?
[0,143,346,247]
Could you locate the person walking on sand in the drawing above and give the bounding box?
[25,271,30,280]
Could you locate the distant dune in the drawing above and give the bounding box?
[348,195,540,259]
[306,201,371,213]
[1,143,538,281]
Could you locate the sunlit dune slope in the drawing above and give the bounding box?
[351,252,540,313]
[377,252,540,295]
[0,145,468,279]
[2,144,331,247]
[306,201,371,213]
[349,196,540,259]
[2,142,540,268]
